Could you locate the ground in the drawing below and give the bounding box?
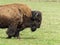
[0,0,60,45]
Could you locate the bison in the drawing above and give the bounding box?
[12,10,42,39]
[0,3,32,39]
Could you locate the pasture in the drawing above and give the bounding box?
[0,0,60,45]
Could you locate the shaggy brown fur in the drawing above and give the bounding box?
[0,3,32,38]
[0,6,23,38]
[0,3,32,17]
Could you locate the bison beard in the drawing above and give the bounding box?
[13,10,42,39]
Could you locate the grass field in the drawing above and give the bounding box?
[0,0,60,45]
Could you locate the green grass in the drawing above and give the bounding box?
[0,0,60,45]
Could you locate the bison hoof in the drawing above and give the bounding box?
[6,36,12,39]
[16,36,20,39]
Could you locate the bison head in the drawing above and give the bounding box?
[30,10,42,32]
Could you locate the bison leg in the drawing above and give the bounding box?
[13,26,25,39]
[13,24,25,39]
[6,22,18,39]
[13,28,20,39]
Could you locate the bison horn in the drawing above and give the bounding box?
[35,13,38,17]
